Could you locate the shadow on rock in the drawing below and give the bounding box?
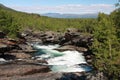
[0,54,16,60]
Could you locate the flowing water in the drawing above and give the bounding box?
[33,44,92,72]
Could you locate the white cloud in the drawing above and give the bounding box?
[8,4,115,14]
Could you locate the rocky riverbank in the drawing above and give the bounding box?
[0,28,106,80]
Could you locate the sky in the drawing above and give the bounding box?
[0,0,118,14]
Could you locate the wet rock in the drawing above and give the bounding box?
[0,31,6,38]
[0,63,50,77]
[60,28,93,48]
[0,54,16,60]
[0,72,63,80]
[41,31,61,44]
[0,71,108,80]
[11,50,37,54]
[86,59,92,64]
[86,71,108,80]
[0,59,52,80]
[21,29,43,44]
[7,39,18,45]
[0,58,6,61]
[56,71,108,80]
[0,44,18,55]
[0,38,20,55]
[0,44,7,55]
[57,73,87,80]
[85,55,92,59]
[55,45,88,52]
[9,52,32,59]
[18,44,33,51]
[22,59,48,64]
[55,45,76,51]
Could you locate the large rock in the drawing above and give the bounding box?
[9,52,32,59]
[0,44,18,55]
[66,28,80,33]
[1,72,63,80]
[60,30,93,48]
[0,31,6,38]
[55,45,88,52]
[56,71,108,80]
[0,63,50,78]
[0,59,64,80]
[21,29,43,44]
[41,31,61,44]
[21,29,33,37]
[18,43,33,51]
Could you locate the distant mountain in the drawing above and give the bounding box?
[42,13,98,18]
[0,3,14,11]
[0,3,13,10]
[0,3,98,19]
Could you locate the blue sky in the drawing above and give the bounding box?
[0,0,118,14]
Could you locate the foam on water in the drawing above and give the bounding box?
[33,44,60,50]
[0,58,6,62]
[47,51,86,66]
[50,65,92,72]
[33,44,92,72]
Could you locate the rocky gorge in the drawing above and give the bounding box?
[0,28,106,80]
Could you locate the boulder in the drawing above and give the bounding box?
[66,28,80,33]
[9,52,32,59]
[60,32,93,48]
[85,55,92,59]
[41,31,61,43]
[57,72,107,80]
[0,59,52,79]
[0,38,21,54]
[86,59,92,64]
[0,63,50,77]
[0,31,6,38]
[55,45,76,51]
[18,44,33,51]
[1,72,63,80]
[22,59,48,64]
[21,29,33,37]
[55,45,88,52]
[57,73,87,80]
[0,44,18,55]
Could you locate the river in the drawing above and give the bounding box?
[32,44,92,72]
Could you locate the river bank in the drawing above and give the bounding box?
[0,28,107,80]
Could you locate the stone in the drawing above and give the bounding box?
[41,31,60,43]
[9,52,32,59]
[55,45,88,52]
[85,55,92,59]
[18,44,33,51]
[86,59,92,64]
[0,63,50,77]
[0,31,6,38]
[59,28,93,48]
[66,28,80,33]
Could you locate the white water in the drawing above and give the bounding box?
[33,44,60,50]
[0,58,6,62]
[33,44,92,72]
[47,51,86,66]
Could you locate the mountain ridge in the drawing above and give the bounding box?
[0,4,98,18]
[42,13,98,18]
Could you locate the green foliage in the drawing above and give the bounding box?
[0,4,120,79]
[0,9,19,38]
[0,5,96,33]
[111,9,120,40]
[91,13,120,79]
